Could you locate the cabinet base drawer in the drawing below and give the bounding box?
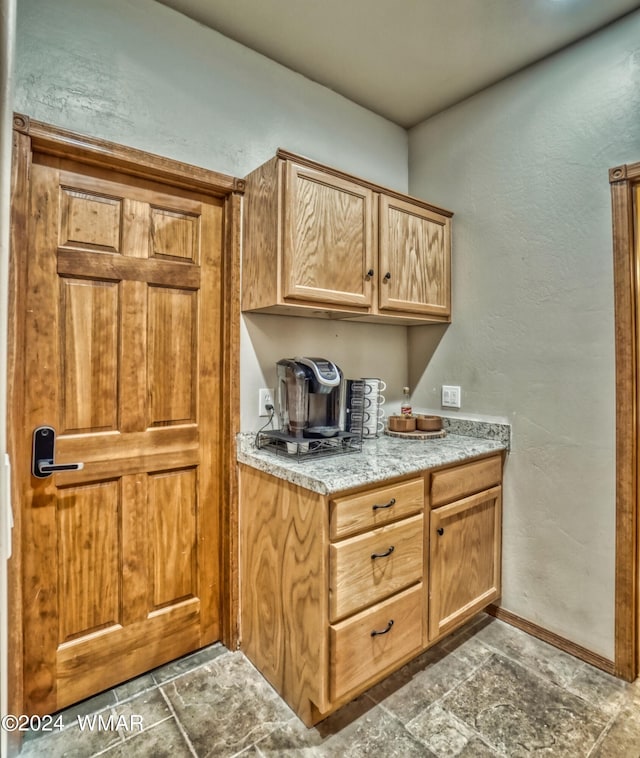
[330,584,424,701]
[431,454,502,507]
[330,477,424,540]
[330,514,423,621]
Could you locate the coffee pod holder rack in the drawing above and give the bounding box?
[351,377,386,439]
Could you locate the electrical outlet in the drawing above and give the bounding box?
[258,388,275,417]
[441,385,461,409]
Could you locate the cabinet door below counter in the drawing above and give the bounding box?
[428,485,502,641]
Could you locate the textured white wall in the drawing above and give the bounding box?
[15,0,409,185]
[13,0,410,431]
[408,11,640,657]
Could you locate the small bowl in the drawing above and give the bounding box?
[416,415,443,432]
[388,415,417,433]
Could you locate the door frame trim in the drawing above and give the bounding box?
[610,160,640,681]
[8,114,243,717]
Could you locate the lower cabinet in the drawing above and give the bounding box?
[239,452,503,726]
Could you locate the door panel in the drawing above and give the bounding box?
[59,187,122,253]
[149,468,198,608]
[151,207,200,262]
[57,479,121,643]
[61,278,120,433]
[148,287,197,425]
[21,154,223,714]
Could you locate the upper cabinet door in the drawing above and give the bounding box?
[378,195,451,318]
[282,162,374,307]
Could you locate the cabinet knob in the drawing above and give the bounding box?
[437,527,444,536]
[371,545,395,560]
[366,269,374,278]
[383,272,391,281]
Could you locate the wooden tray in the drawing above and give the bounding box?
[384,428,447,440]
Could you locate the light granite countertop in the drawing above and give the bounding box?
[237,432,506,496]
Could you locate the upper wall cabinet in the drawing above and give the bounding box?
[242,150,453,325]
[283,161,375,309]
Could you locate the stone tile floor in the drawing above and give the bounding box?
[17,613,640,757]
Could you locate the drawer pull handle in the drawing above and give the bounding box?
[372,497,396,511]
[371,619,394,637]
[371,545,395,560]
[437,527,444,536]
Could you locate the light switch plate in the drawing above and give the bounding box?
[442,385,461,408]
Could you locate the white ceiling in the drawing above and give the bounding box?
[157,0,640,127]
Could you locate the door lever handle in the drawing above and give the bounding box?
[37,461,85,475]
[32,426,84,479]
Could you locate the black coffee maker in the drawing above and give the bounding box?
[276,357,345,438]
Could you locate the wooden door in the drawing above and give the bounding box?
[282,161,374,308]
[428,486,502,641]
[20,151,224,715]
[378,194,451,318]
